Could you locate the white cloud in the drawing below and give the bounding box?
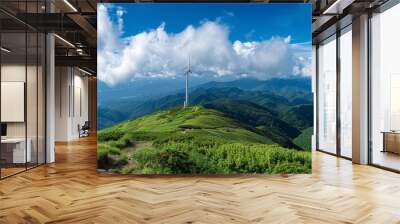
[98,4,311,86]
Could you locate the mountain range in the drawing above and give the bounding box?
[98,77,313,150]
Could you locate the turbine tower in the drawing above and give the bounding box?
[184,57,192,108]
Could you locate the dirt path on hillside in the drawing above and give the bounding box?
[117,141,153,174]
[124,141,152,157]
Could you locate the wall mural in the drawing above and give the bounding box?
[97,3,313,174]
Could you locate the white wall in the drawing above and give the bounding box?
[55,67,89,141]
[72,73,89,138]
[1,65,26,139]
[1,65,40,137]
[1,82,25,122]
[1,63,46,164]
[55,66,69,141]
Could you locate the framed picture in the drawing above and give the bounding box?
[97,3,312,175]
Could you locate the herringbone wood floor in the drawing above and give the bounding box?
[1,136,400,224]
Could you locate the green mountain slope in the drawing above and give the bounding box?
[98,106,311,174]
[98,87,297,129]
[99,106,274,145]
[198,77,312,104]
[97,108,128,130]
[282,104,313,130]
[293,127,313,150]
[98,77,313,130]
[203,99,301,149]
[122,87,294,123]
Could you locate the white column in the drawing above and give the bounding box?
[46,32,55,163]
[352,14,369,164]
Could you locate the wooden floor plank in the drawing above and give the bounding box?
[0,135,400,223]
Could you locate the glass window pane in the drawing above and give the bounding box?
[1,31,27,177]
[27,31,38,169]
[0,1,46,179]
[318,35,337,154]
[371,4,400,171]
[38,33,45,165]
[340,27,352,158]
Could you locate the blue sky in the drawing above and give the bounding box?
[115,4,311,43]
[98,3,311,86]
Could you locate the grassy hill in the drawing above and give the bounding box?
[98,86,310,130]
[98,78,313,130]
[293,127,313,150]
[98,106,311,174]
[122,87,295,125]
[98,106,275,145]
[203,99,301,149]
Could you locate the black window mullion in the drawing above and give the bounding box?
[36,0,39,168]
[336,29,341,157]
[367,11,373,165]
[44,0,48,165]
[0,22,2,180]
[25,0,28,171]
[316,44,320,151]
[73,68,75,118]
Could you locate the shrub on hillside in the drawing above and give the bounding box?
[131,142,311,174]
[205,143,311,174]
[133,147,195,174]
[109,134,135,148]
[97,144,123,170]
[98,129,124,142]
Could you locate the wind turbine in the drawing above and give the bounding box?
[184,57,192,108]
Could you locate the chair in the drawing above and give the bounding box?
[79,121,90,138]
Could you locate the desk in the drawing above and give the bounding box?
[1,138,31,163]
[382,131,400,154]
